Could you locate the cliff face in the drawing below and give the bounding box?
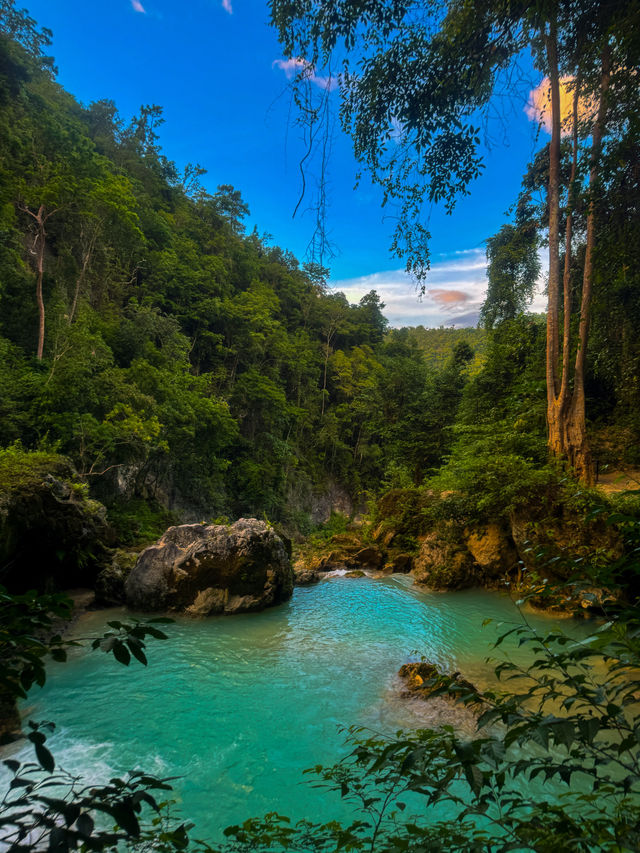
[0,451,112,593]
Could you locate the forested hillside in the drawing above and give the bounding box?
[2,3,640,550]
[389,326,487,371]
[2,0,640,556]
[0,10,481,537]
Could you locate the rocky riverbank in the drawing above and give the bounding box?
[291,485,624,614]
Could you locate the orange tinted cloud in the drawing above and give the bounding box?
[430,289,471,306]
[525,76,596,135]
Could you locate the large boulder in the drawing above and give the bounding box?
[125,519,294,615]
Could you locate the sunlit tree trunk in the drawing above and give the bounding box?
[565,47,610,485]
[543,23,609,484]
[545,21,564,458]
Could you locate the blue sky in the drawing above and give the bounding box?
[24,0,549,327]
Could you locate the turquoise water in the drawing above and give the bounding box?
[14,575,590,841]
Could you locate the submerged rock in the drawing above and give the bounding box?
[399,661,482,705]
[125,518,294,615]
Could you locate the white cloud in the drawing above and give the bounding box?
[330,248,547,328]
[272,57,337,91]
[222,0,233,13]
[131,0,146,12]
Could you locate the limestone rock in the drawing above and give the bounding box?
[125,518,294,615]
[302,554,342,573]
[328,533,362,551]
[0,454,112,592]
[413,529,474,589]
[309,483,353,524]
[510,511,622,580]
[295,570,321,585]
[385,553,413,574]
[95,549,140,605]
[349,546,383,570]
[344,569,366,578]
[398,661,481,704]
[464,523,518,580]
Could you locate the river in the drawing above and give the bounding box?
[14,573,592,842]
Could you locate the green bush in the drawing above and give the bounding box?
[106,497,176,547]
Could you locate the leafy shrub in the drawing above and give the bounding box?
[106,497,176,547]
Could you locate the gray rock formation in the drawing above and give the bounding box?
[125,518,294,615]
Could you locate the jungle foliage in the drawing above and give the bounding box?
[2,0,640,850]
[0,3,483,532]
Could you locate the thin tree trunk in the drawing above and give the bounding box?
[69,228,96,324]
[565,47,611,484]
[35,214,46,361]
[321,341,330,416]
[19,202,58,360]
[545,21,563,456]
[558,74,580,406]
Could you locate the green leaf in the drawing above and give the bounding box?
[112,641,131,666]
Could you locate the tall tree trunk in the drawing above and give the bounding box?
[35,216,46,361]
[19,202,57,360]
[69,227,96,324]
[565,47,611,484]
[560,77,580,393]
[545,21,563,456]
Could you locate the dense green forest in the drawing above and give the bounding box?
[1,0,639,545]
[2,0,640,849]
[0,4,491,540]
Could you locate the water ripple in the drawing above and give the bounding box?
[6,576,590,840]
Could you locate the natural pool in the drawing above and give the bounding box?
[13,574,592,841]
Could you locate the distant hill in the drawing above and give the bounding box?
[388,326,488,372]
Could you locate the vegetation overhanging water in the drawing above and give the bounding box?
[14,575,592,840]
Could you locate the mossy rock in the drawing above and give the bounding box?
[413,526,475,589]
[510,509,622,581]
[0,449,112,592]
[398,661,482,705]
[385,553,413,573]
[95,549,140,605]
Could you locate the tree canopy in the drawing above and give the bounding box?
[269,0,640,481]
